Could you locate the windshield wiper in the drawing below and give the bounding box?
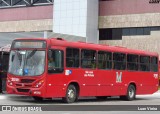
[15,49,21,61]
[26,49,37,59]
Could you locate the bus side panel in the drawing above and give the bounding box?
[109,71,158,96]
[46,68,98,98]
[96,70,112,96]
[57,68,98,97]
[135,72,159,95]
[46,73,66,98]
[121,72,159,95]
[109,71,127,96]
[70,69,97,97]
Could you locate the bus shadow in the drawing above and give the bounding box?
[7,95,150,104]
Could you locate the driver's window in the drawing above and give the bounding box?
[48,49,64,73]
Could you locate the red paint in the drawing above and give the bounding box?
[159,61,160,86]
[0,5,53,22]
[7,38,159,100]
[99,0,160,16]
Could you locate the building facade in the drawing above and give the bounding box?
[0,0,160,55]
[0,0,53,32]
[99,0,160,55]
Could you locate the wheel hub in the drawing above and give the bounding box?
[129,89,134,98]
[68,89,75,99]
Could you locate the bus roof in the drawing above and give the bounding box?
[14,38,158,57]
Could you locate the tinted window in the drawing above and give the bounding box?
[139,56,150,71]
[99,28,122,40]
[66,48,79,68]
[122,28,130,36]
[151,57,158,72]
[98,51,112,69]
[137,28,144,35]
[113,53,126,70]
[144,28,150,35]
[130,28,136,35]
[127,54,138,71]
[81,50,96,69]
[48,50,64,73]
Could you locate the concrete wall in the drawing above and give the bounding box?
[0,5,53,21]
[99,0,160,16]
[99,0,160,55]
[0,5,53,32]
[0,19,52,32]
[99,13,160,28]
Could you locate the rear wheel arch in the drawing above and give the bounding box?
[126,83,136,100]
[129,82,136,91]
[120,83,136,101]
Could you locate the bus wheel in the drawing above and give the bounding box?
[123,84,136,101]
[33,96,43,101]
[63,84,77,103]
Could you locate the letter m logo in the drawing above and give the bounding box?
[116,72,122,83]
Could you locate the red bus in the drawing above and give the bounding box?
[7,38,159,103]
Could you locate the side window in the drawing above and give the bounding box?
[98,51,112,69]
[48,50,64,73]
[139,56,150,71]
[151,57,158,72]
[81,50,96,69]
[66,48,79,68]
[113,53,126,70]
[127,54,138,71]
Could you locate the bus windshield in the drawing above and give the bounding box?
[8,50,45,76]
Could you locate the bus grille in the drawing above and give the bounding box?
[17,88,30,93]
[21,79,35,83]
[16,84,32,87]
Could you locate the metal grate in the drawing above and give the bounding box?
[0,0,53,9]
[21,79,35,83]
[17,88,30,93]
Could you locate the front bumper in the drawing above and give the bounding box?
[7,85,45,97]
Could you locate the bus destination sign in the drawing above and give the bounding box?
[12,40,46,49]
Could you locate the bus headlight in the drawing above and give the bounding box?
[34,80,44,88]
[7,79,13,86]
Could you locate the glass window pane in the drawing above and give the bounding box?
[137,28,144,35]
[66,48,79,68]
[122,28,130,36]
[81,50,96,69]
[48,50,64,73]
[113,53,126,70]
[139,56,150,71]
[144,28,150,35]
[151,57,158,72]
[127,54,138,71]
[98,51,112,69]
[130,28,136,35]
[112,29,122,40]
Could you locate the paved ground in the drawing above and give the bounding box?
[0,91,160,113]
[0,91,160,105]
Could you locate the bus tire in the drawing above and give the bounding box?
[122,84,136,101]
[33,96,43,101]
[63,84,77,103]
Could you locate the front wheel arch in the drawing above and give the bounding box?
[63,82,80,103]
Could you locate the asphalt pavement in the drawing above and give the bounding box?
[0,90,160,113]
